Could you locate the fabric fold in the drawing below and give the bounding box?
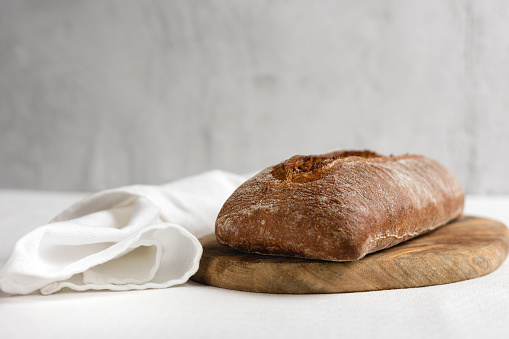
[0,170,246,295]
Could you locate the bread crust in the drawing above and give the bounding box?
[215,150,465,261]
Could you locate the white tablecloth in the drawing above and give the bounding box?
[0,190,508,339]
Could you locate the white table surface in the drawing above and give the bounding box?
[0,190,508,339]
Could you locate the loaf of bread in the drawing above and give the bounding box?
[215,150,464,261]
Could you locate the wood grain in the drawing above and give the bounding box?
[191,216,509,293]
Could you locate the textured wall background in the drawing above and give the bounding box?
[1,0,508,193]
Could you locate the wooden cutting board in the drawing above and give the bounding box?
[191,216,509,293]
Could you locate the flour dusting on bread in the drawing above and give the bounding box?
[215,150,464,262]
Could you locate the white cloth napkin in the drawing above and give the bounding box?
[0,170,247,295]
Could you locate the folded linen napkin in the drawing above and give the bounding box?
[0,170,247,295]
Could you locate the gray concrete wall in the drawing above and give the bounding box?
[1,0,508,193]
